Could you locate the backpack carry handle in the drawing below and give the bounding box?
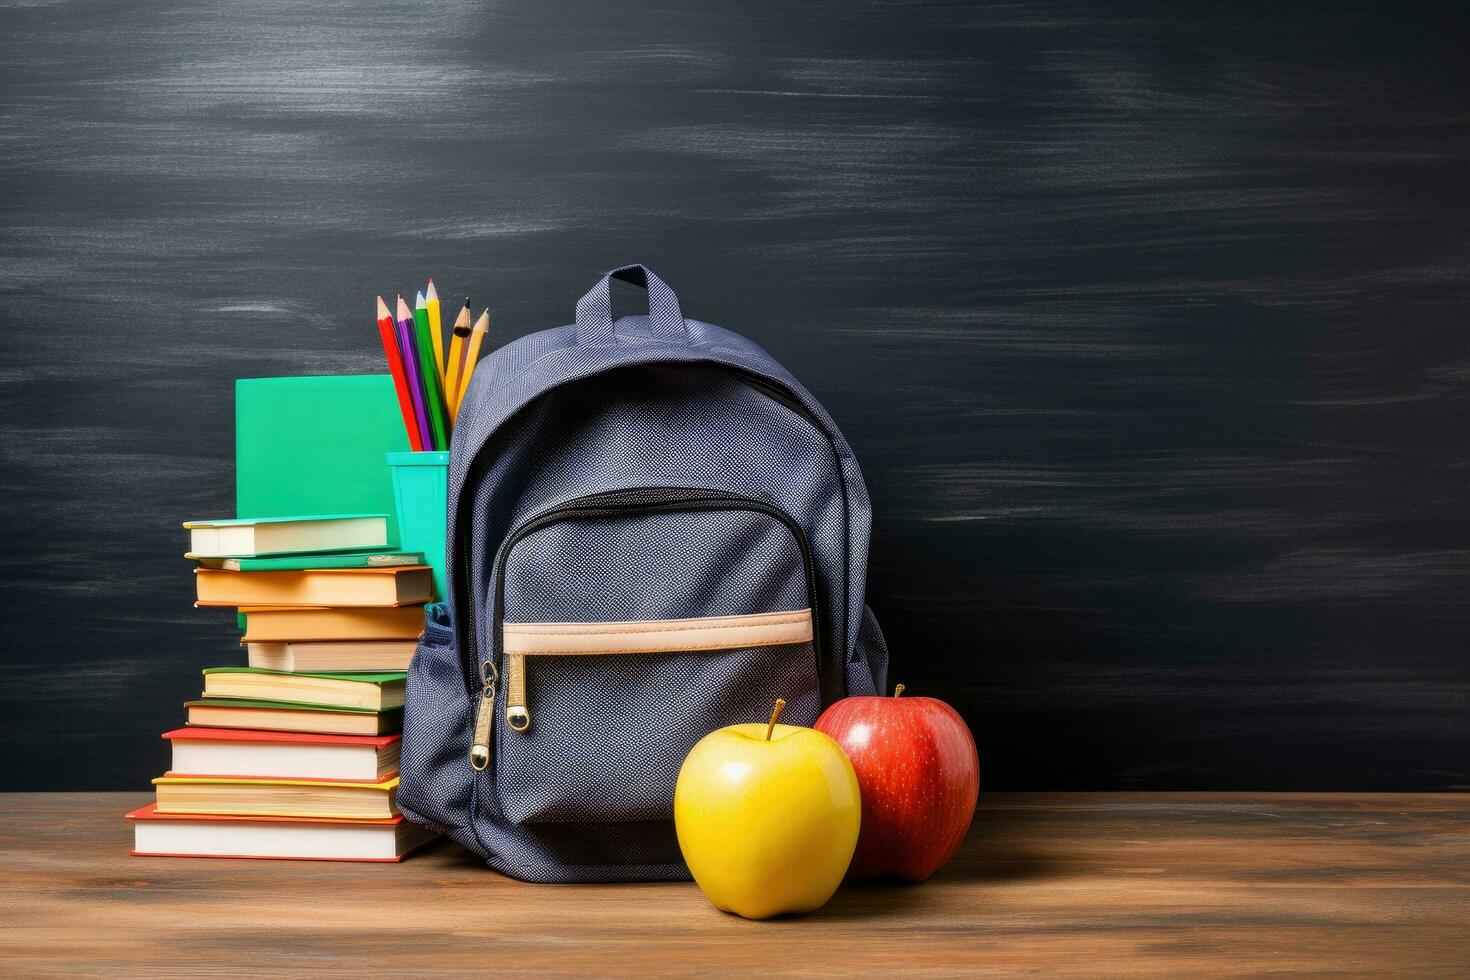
[574,264,687,345]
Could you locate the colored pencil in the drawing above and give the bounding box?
[454,308,491,416]
[413,291,451,449]
[395,295,434,452]
[444,297,472,416]
[424,278,446,386]
[376,296,423,451]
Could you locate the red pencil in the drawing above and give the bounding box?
[376,295,424,451]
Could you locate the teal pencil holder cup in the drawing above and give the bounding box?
[387,450,450,603]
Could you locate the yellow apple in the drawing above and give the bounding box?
[674,699,861,919]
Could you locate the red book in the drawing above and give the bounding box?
[162,728,401,782]
[126,804,437,862]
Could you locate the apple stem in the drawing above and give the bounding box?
[764,698,787,741]
[894,683,906,698]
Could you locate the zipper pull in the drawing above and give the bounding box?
[505,652,530,732]
[469,659,498,771]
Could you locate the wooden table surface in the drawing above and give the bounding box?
[2,793,1467,977]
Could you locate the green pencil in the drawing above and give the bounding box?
[413,290,450,450]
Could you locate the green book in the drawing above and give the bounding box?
[235,376,410,544]
[235,375,411,629]
[201,668,406,711]
[185,698,403,736]
[192,550,424,571]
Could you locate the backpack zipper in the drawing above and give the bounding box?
[501,608,815,733]
[465,487,822,764]
[735,370,812,420]
[468,659,498,772]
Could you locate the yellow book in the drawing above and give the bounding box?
[201,668,405,711]
[183,515,388,558]
[152,775,400,820]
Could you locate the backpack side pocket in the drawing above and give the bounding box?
[398,602,478,847]
[847,603,890,697]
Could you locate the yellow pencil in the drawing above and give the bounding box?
[454,308,491,416]
[424,278,446,386]
[444,297,472,418]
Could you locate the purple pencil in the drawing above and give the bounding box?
[395,294,434,451]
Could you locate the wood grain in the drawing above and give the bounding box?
[1,792,1467,977]
[1,1,1469,790]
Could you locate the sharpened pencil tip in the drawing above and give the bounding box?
[463,296,471,308]
[425,278,438,301]
[376,296,391,317]
[396,295,412,319]
[415,291,426,307]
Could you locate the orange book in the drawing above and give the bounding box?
[246,639,417,673]
[196,566,433,608]
[240,605,425,642]
[184,698,400,736]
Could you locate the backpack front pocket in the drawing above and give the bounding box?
[479,489,823,825]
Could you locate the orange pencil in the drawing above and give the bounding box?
[444,297,472,414]
[453,308,490,416]
[376,296,423,451]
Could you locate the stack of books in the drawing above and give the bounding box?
[126,514,438,862]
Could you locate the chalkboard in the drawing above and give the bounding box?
[1,0,1466,791]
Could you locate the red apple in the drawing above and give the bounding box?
[814,684,979,880]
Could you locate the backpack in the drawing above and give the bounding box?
[397,264,890,882]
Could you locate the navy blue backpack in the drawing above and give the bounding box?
[398,264,889,882]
